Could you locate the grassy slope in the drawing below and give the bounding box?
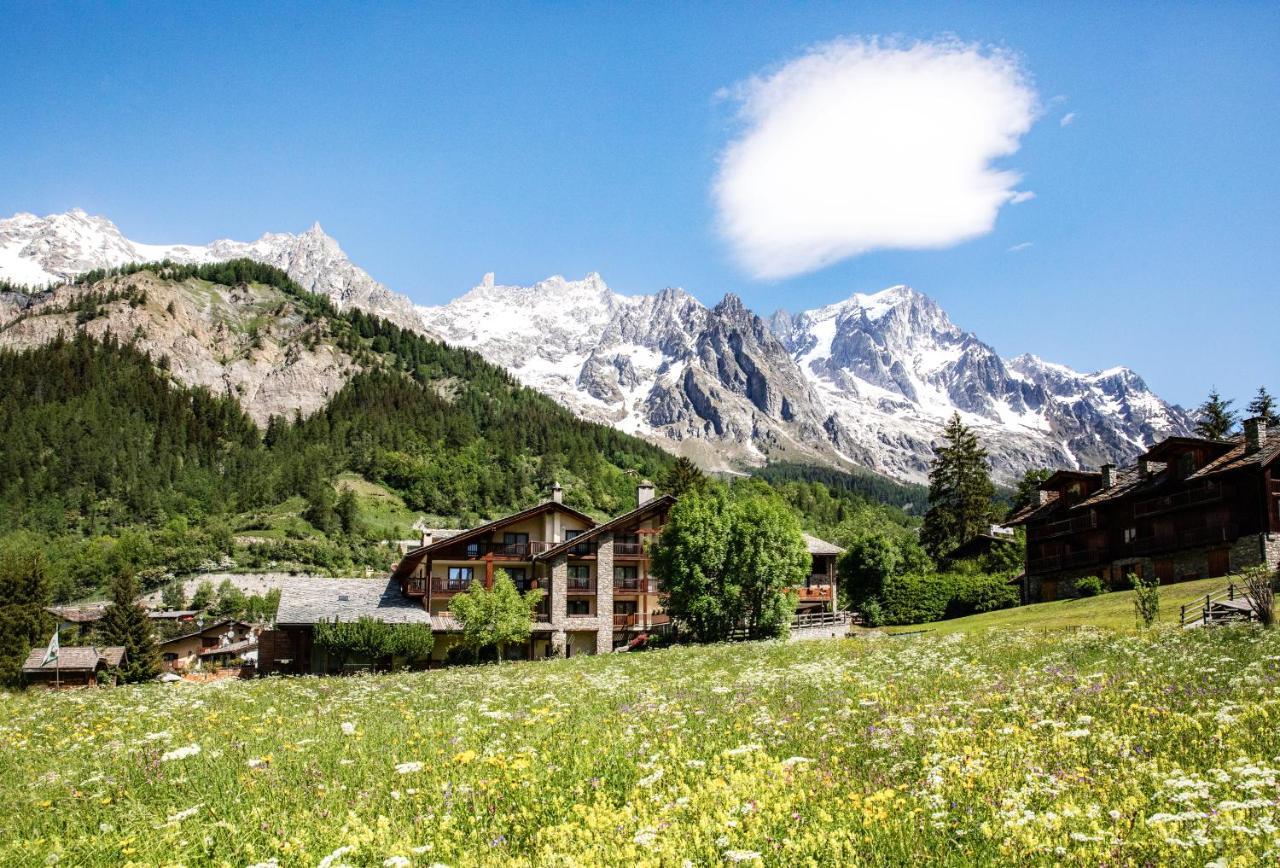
[885,575,1230,635]
[5,628,1280,865]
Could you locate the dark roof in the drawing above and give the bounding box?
[148,610,199,620]
[803,533,845,557]
[1005,491,1060,526]
[1188,430,1280,479]
[158,620,254,648]
[539,495,675,559]
[22,646,126,673]
[275,577,434,627]
[1041,469,1101,488]
[1140,435,1234,462]
[198,638,258,657]
[392,500,597,580]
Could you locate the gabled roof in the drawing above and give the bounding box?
[198,638,258,657]
[538,495,675,560]
[391,499,596,581]
[1188,429,1280,479]
[46,604,109,623]
[1139,435,1235,462]
[275,577,434,627]
[1005,491,1060,526]
[157,620,254,648]
[22,646,126,673]
[803,533,845,556]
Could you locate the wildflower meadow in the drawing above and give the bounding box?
[3,627,1280,865]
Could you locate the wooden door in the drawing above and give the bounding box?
[1207,547,1229,578]
[1155,559,1174,584]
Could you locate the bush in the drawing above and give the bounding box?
[1131,573,1160,628]
[859,598,885,628]
[1074,576,1105,598]
[879,571,1020,626]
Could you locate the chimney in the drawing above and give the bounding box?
[637,480,655,507]
[1100,464,1116,489]
[550,482,564,504]
[1245,417,1267,454]
[1139,459,1152,479]
[1036,489,1053,507]
[419,529,432,548]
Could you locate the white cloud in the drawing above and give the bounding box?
[1007,241,1033,253]
[1059,111,1076,127]
[1009,190,1036,205]
[714,37,1040,280]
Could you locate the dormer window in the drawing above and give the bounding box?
[1177,453,1195,478]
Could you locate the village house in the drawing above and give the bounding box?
[46,604,199,642]
[157,619,257,672]
[22,646,126,688]
[1008,418,1280,601]
[262,482,845,672]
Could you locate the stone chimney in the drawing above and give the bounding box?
[551,482,564,504]
[1139,459,1153,479]
[419,529,432,548]
[1036,489,1053,507]
[637,480,655,507]
[1245,417,1267,453]
[1100,464,1116,489]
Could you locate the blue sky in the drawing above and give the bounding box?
[1,1,1276,409]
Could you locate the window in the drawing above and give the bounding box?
[616,532,641,554]
[506,567,528,590]
[568,565,591,589]
[503,532,529,555]
[614,565,638,589]
[567,599,591,616]
[614,601,637,615]
[565,528,591,555]
[1178,453,1195,477]
[1123,527,1137,543]
[447,566,473,588]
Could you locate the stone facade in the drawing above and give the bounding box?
[594,537,615,654]
[546,539,615,657]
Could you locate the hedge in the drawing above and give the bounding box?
[878,571,1020,626]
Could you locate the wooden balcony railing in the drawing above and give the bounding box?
[794,583,834,601]
[1129,523,1238,556]
[613,542,645,557]
[459,540,557,559]
[1132,482,1222,518]
[566,578,596,594]
[1028,511,1098,541]
[613,613,671,630]
[613,578,658,593]
[431,577,473,594]
[405,578,427,597]
[1027,548,1106,575]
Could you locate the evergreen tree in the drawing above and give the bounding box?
[1011,468,1053,514]
[1193,389,1238,439]
[449,570,543,662]
[97,570,160,682]
[160,581,186,611]
[921,414,996,560]
[1246,386,1279,427]
[660,456,707,498]
[335,487,361,537]
[0,533,55,687]
[302,476,338,534]
[189,580,215,613]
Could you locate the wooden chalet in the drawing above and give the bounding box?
[263,481,849,671]
[157,620,257,672]
[1008,418,1280,601]
[22,646,126,687]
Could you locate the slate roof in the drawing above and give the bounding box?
[1189,430,1280,479]
[158,620,254,648]
[1005,490,1061,526]
[275,577,434,627]
[803,533,845,556]
[22,646,126,673]
[46,604,109,623]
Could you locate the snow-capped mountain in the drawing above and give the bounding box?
[771,286,1192,481]
[0,209,427,333]
[0,209,1193,483]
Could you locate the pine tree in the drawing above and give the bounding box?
[160,581,186,611]
[660,456,707,498]
[1246,386,1279,427]
[0,533,55,686]
[921,414,996,560]
[97,570,160,682]
[336,487,361,536]
[1193,389,1238,439]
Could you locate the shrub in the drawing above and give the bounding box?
[879,571,1020,626]
[950,572,1020,615]
[859,598,885,628]
[1242,565,1276,627]
[1131,573,1160,628]
[1074,576,1105,598]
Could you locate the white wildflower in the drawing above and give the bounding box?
[395,761,424,774]
[383,858,411,868]
[318,846,352,868]
[637,768,664,787]
[723,850,763,863]
[165,805,201,824]
[160,744,201,762]
[341,722,356,736]
[780,756,812,767]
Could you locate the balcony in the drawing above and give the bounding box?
[1132,482,1222,518]
[794,583,834,602]
[566,578,596,594]
[613,613,671,630]
[1129,523,1237,556]
[1027,548,1106,575]
[430,577,473,595]
[405,578,427,597]
[458,540,556,559]
[613,577,658,594]
[1029,512,1097,541]
[613,541,645,558]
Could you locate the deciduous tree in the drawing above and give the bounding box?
[449,570,543,662]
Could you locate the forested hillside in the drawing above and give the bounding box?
[0,261,675,600]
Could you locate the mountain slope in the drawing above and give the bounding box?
[0,210,1193,483]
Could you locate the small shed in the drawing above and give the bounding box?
[22,646,126,687]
